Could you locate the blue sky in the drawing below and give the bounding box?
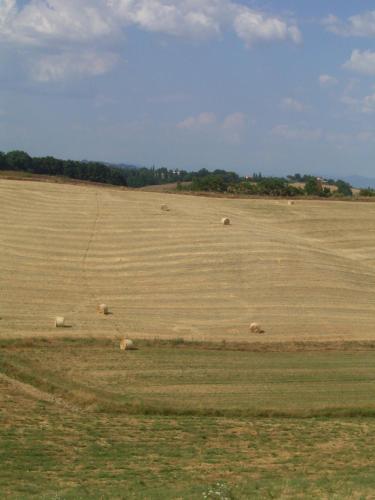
[1,1,375,177]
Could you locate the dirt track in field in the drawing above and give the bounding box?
[1,178,375,342]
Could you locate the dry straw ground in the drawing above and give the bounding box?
[1,178,375,342]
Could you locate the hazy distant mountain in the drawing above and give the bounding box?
[103,162,141,169]
[114,163,141,169]
[342,175,375,189]
[81,159,140,169]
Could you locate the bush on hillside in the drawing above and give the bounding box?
[335,180,353,197]
[359,188,375,197]
[304,177,322,196]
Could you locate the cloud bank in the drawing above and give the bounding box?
[323,11,375,37]
[0,0,301,81]
[344,50,375,76]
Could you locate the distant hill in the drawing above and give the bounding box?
[342,175,375,189]
[104,162,141,170]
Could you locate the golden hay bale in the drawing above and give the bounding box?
[161,204,170,211]
[97,303,109,315]
[288,200,295,206]
[120,339,135,351]
[221,217,230,225]
[55,316,65,328]
[250,322,264,334]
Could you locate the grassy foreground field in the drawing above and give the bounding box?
[2,338,375,417]
[2,338,375,499]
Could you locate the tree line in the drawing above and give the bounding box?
[180,173,354,197]
[0,150,366,197]
[0,150,193,188]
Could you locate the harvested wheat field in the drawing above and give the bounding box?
[1,178,375,342]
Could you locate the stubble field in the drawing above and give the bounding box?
[2,178,375,341]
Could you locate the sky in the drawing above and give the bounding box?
[1,1,375,177]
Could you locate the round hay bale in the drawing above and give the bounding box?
[221,217,230,225]
[55,316,65,328]
[288,200,295,206]
[161,204,170,211]
[97,303,109,315]
[120,339,135,351]
[250,322,263,334]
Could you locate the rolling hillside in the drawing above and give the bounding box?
[1,178,375,342]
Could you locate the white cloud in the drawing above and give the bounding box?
[112,0,223,39]
[281,97,309,112]
[177,111,247,143]
[322,15,341,34]
[323,11,375,37]
[319,74,338,87]
[361,93,375,114]
[0,0,19,42]
[326,130,375,146]
[1,0,117,44]
[30,51,118,82]
[177,112,217,130]
[0,1,301,81]
[343,50,375,75]
[0,0,301,45]
[221,112,246,143]
[111,1,301,45]
[340,82,375,114]
[232,7,301,47]
[271,124,322,141]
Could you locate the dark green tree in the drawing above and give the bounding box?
[257,178,290,196]
[304,177,322,196]
[5,150,32,171]
[0,151,6,170]
[336,179,352,197]
[359,188,375,197]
